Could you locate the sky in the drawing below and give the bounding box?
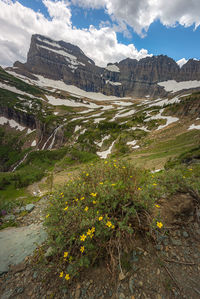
[0,0,200,68]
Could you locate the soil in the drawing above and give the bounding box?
[0,192,200,299]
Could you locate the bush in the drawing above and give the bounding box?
[44,160,164,281]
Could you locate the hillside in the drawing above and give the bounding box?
[0,37,200,299]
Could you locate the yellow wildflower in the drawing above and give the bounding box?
[86,173,89,176]
[64,252,68,258]
[138,187,142,191]
[99,182,103,185]
[84,206,89,212]
[75,198,78,202]
[153,183,157,186]
[90,233,94,238]
[93,200,97,204]
[122,166,126,169]
[65,274,70,281]
[189,168,193,171]
[156,222,163,229]
[90,192,97,197]
[65,201,68,205]
[91,227,95,233]
[98,216,103,221]
[59,271,64,278]
[80,234,87,241]
[80,246,85,253]
[64,206,69,211]
[130,176,133,178]
[104,161,108,164]
[155,204,160,208]
[87,229,92,236]
[106,221,112,228]
[46,214,50,218]
[111,225,115,229]
[111,184,116,186]
[80,196,85,200]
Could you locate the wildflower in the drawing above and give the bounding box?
[65,274,70,281]
[64,206,69,211]
[153,183,157,186]
[69,256,73,262]
[93,200,97,204]
[104,161,108,164]
[99,182,103,185]
[122,166,126,169]
[86,173,89,176]
[64,252,68,258]
[111,225,115,229]
[75,198,79,202]
[80,234,87,241]
[189,168,193,171]
[90,193,97,197]
[111,184,116,186]
[130,176,133,178]
[90,234,94,238]
[65,201,68,205]
[80,196,85,200]
[59,271,64,278]
[138,187,142,191]
[46,214,50,218]
[96,210,99,214]
[156,222,163,229]
[106,221,112,228]
[87,229,92,236]
[60,192,64,195]
[183,176,186,179]
[155,205,160,208]
[84,206,89,212]
[98,216,103,221]
[80,246,85,253]
[91,227,95,233]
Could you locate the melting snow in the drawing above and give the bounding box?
[97,140,115,159]
[158,80,200,93]
[94,135,110,148]
[46,95,99,109]
[93,118,105,124]
[148,97,180,107]
[0,116,26,131]
[31,140,36,147]
[145,109,179,130]
[74,125,81,132]
[188,124,200,130]
[26,128,35,135]
[176,58,188,68]
[106,80,122,86]
[105,65,120,72]
[0,82,35,98]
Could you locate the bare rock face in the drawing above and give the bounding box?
[9,34,200,98]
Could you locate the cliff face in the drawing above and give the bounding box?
[9,34,200,98]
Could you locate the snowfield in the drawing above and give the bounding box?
[158,80,200,93]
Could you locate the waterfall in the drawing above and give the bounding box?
[12,152,29,172]
[42,124,64,150]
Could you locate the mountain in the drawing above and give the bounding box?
[7,34,200,98]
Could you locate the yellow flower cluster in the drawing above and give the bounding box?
[64,206,69,211]
[84,206,89,212]
[106,221,115,229]
[59,272,70,281]
[98,216,103,221]
[155,204,160,208]
[156,221,163,229]
[80,246,84,253]
[80,234,87,241]
[90,192,97,197]
[64,251,68,258]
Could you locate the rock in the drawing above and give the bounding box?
[25,204,35,212]
[3,214,15,221]
[9,34,200,99]
[182,231,189,238]
[75,283,81,299]
[129,276,134,294]
[157,269,160,275]
[155,244,163,251]
[119,293,125,299]
[119,272,126,281]
[10,262,26,274]
[170,238,182,246]
[44,247,54,258]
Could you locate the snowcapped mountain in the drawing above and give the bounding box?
[7,34,200,98]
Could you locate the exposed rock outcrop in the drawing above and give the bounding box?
[8,34,200,98]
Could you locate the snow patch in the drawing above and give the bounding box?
[188,124,200,130]
[31,140,36,147]
[93,118,105,124]
[94,135,110,148]
[0,116,26,131]
[106,80,122,86]
[176,58,188,68]
[97,140,115,159]
[158,80,200,93]
[145,109,179,130]
[105,65,120,72]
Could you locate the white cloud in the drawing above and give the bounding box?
[72,0,200,36]
[0,0,151,68]
[176,58,188,68]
